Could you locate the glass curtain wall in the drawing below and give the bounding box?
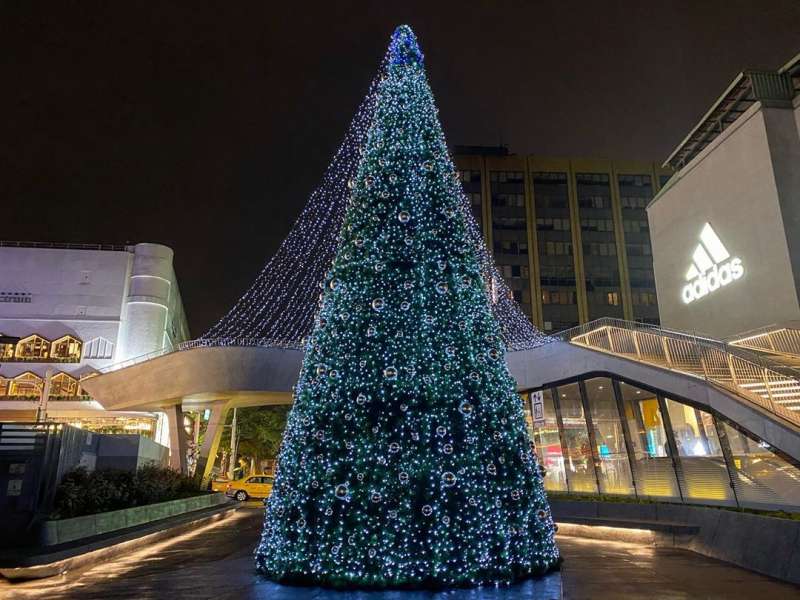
[460,169,483,231]
[723,423,800,510]
[554,382,597,493]
[664,398,736,506]
[530,376,800,511]
[576,173,624,320]
[617,381,682,500]
[533,172,579,332]
[490,171,532,317]
[618,174,659,324]
[584,377,635,495]
[531,388,568,492]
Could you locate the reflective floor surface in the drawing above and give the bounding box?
[1,506,798,599]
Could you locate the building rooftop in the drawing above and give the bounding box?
[452,145,510,156]
[0,240,134,252]
[664,52,799,170]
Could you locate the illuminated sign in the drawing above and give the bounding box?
[682,223,743,304]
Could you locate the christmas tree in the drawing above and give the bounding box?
[255,25,559,589]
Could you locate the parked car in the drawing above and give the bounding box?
[225,474,274,501]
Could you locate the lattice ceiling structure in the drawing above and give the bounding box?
[202,55,550,351]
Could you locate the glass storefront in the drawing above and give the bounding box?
[530,375,800,511]
[556,382,597,493]
[618,381,681,500]
[584,377,635,495]
[531,389,567,491]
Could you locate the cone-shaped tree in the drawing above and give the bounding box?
[255,25,559,589]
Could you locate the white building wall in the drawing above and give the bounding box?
[648,102,800,339]
[0,242,190,380]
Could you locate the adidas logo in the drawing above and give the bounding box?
[681,223,744,304]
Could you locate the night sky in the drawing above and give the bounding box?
[4,1,800,335]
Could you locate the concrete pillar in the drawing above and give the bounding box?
[196,400,230,487]
[167,404,188,473]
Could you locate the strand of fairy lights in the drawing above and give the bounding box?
[201,54,550,351]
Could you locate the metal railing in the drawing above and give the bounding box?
[96,337,303,374]
[728,323,800,362]
[0,240,133,252]
[558,318,800,429]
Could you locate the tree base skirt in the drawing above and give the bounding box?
[256,558,562,591]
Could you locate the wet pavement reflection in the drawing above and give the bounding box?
[1,507,797,599]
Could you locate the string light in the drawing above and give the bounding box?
[254,25,559,589]
[200,42,549,352]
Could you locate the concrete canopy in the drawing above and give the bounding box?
[82,340,800,479]
[81,345,302,412]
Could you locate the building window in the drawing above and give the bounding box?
[0,342,12,360]
[531,389,568,492]
[458,169,483,231]
[84,337,115,360]
[617,382,682,500]
[51,336,82,362]
[530,375,800,511]
[8,372,44,397]
[664,398,735,505]
[556,382,597,494]
[0,376,8,396]
[724,422,800,509]
[584,378,635,495]
[14,335,50,361]
[49,372,80,399]
[542,290,576,305]
[607,292,620,306]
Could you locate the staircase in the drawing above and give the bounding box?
[558,318,800,429]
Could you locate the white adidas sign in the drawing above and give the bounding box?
[681,223,744,304]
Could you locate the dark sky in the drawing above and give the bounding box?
[4,1,800,335]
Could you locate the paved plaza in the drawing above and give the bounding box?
[1,506,797,600]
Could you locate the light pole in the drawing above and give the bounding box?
[228,407,239,480]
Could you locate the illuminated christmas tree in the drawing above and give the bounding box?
[255,25,559,589]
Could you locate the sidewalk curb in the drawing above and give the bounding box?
[0,503,241,581]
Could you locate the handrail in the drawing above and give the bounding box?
[558,318,800,429]
[0,240,133,252]
[96,337,304,374]
[727,324,800,361]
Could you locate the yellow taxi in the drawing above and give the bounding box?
[210,477,231,493]
[225,474,274,501]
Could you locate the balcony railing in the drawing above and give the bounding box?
[0,355,82,364]
[558,318,800,429]
[0,240,132,252]
[728,323,800,363]
[96,337,303,374]
[0,395,93,402]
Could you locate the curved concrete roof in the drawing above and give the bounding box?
[82,345,302,411]
[82,341,800,461]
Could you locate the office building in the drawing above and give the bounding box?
[455,148,672,332]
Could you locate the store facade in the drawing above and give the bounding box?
[528,373,800,512]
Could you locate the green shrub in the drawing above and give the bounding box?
[53,465,203,519]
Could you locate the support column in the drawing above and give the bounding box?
[196,400,231,487]
[167,404,188,474]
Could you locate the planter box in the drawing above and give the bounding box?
[40,492,229,546]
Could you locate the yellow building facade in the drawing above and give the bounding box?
[455,149,673,332]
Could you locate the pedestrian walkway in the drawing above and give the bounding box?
[1,508,797,599]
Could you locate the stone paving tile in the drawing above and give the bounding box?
[1,508,797,600]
